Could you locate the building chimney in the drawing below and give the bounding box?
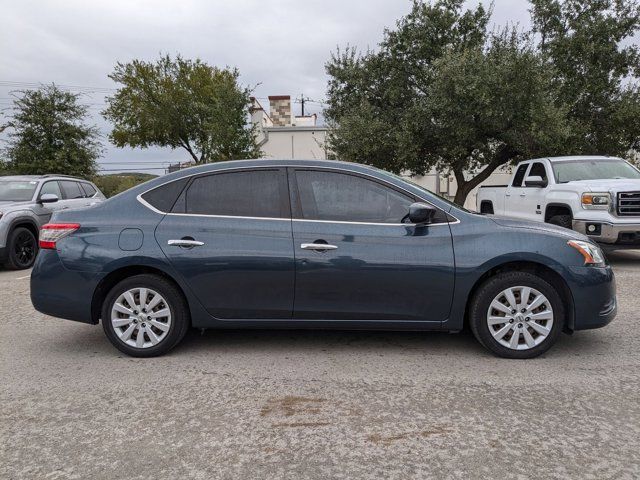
[268,95,292,127]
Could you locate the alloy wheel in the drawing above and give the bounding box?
[110,288,172,348]
[486,286,554,350]
[14,231,36,266]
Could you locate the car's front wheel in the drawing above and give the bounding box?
[469,271,564,359]
[5,227,38,270]
[101,274,190,357]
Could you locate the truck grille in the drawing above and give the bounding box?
[617,192,640,216]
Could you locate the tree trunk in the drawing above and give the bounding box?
[451,158,507,207]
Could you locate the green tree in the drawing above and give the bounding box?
[103,55,262,164]
[326,1,571,205]
[93,172,157,197]
[530,0,640,156]
[4,85,100,177]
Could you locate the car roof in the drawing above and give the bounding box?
[0,174,87,181]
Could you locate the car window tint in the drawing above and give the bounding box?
[81,183,97,197]
[184,170,286,218]
[40,181,62,198]
[142,177,189,213]
[59,181,84,199]
[512,164,529,187]
[295,170,414,223]
[528,162,548,182]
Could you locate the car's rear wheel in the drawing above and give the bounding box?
[469,271,564,359]
[101,274,190,357]
[5,227,37,270]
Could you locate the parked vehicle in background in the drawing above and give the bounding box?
[477,156,640,249]
[31,160,616,359]
[0,175,105,269]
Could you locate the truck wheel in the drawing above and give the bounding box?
[4,227,38,270]
[547,214,572,230]
[469,271,564,359]
[101,274,190,357]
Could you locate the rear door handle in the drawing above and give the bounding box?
[301,243,338,251]
[520,193,526,197]
[168,239,205,247]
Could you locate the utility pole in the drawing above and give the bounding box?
[298,94,309,116]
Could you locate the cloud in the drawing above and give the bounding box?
[0,1,558,172]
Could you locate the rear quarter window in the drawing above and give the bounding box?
[140,178,189,213]
[81,183,97,197]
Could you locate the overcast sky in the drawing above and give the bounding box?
[0,0,537,174]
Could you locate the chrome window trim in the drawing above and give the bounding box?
[136,164,460,226]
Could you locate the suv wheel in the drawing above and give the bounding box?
[5,227,37,270]
[469,272,564,359]
[101,274,190,357]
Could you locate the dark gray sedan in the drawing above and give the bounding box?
[30,160,616,358]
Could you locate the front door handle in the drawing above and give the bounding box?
[520,193,526,197]
[168,239,205,247]
[301,243,338,251]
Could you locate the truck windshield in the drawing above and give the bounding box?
[552,160,640,183]
[0,181,38,201]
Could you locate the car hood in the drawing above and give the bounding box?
[489,216,588,241]
[564,179,640,192]
[0,200,33,210]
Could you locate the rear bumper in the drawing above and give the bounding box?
[573,219,640,246]
[30,249,100,324]
[567,265,617,330]
[0,246,7,263]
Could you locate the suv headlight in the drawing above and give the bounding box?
[567,240,605,266]
[581,192,611,210]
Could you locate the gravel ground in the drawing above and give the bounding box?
[1,250,640,479]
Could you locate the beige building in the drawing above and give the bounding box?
[250,96,328,160]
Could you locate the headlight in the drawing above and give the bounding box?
[581,192,611,210]
[567,240,605,265]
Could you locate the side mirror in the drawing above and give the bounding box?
[39,193,59,204]
[524,175,547,188]
[408,202,436,224]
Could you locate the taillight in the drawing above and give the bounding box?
[39,223,80,249]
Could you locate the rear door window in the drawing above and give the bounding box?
[59,181,85,199]
[512,164,530,187]
[293,170,415,223]
[180,169,288,218]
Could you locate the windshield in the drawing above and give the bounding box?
[0,180,38,202]
[552,159,640,183]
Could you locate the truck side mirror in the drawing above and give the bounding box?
[524,176,547,188]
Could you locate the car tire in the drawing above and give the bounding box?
[547,214,572,230]
[101,274,190,357]
[469,271,564,359]
[4,227,38,270]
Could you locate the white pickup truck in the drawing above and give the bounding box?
[477,155,640,248]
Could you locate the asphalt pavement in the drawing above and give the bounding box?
[1,250,640,479]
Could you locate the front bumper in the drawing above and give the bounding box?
[567,265,617,330]
[573,219,640,246]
